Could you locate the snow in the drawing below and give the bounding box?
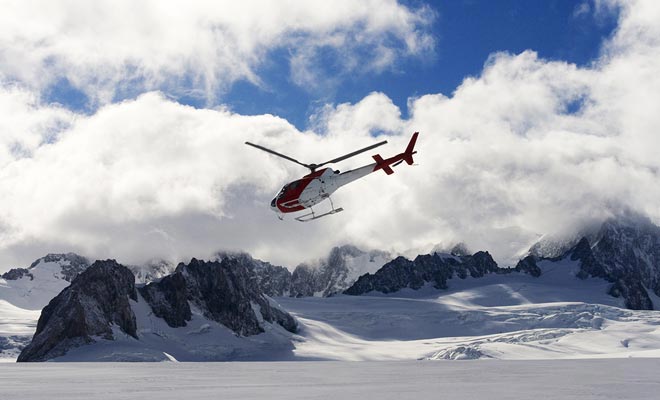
[1,359,659,399]
[5,255,660,364]
[342,250,392,285]
[0,260,75,361]
[0,300,40,361]
[275,258,660,361]
[0,261,73,310]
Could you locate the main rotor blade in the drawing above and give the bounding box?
[313,140,388,169]
[245,142,311,170]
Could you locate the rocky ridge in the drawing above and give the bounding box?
[140,258,296,335]
[17,257,297,362]
[345,251,508,295]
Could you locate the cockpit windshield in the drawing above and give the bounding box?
[279,180,302,196]
[272,179,304,207]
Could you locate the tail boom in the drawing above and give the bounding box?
[371,132,418,175]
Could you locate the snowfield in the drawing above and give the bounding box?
[1,359,659,400]
[276,258,660,361]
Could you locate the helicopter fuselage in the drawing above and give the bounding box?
[271,163,375,214]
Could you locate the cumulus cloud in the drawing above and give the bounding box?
[0,0,433,104]
[1,0,660,270]
[0,86,75,168]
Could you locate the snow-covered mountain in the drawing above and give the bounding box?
[0,253,177,361]
[522,215,660,309]
[22,252,660,362]
[7,215,660,362]
[18,258,297,362]
[217,245,392,298]
[291,245,392,297]
[0,253,90,361]
[1,253,90,310]
[344,216,660,310]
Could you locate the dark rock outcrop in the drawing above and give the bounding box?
[515,255,542,277]
[1,268,33,281]
[216,251,293,297]
[254,263,292,297]
[608,277,654,310]
[345,251,505,295]
[17,260,137,362]
[566,236,654,310]
[290,264,323,297]
[139,271,191,327]
[139,258,297,336]
[571,238,607,280]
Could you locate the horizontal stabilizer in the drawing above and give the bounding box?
[372,154,395,175]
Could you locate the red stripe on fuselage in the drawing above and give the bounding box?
[275,168,328,213]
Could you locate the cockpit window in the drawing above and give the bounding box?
[282,180,301,194]
[276,179,303,200]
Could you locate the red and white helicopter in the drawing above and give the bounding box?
[246,132,418,222]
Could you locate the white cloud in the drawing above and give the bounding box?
[0,0,433,104]
[1,0,660,270]
[573,2,592,18]
[0,86,75,168]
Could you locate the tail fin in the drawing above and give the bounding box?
[403,132,418,165]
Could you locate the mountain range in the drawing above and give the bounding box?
[2,215,660,361]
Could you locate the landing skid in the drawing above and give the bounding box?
[295,197,343,222]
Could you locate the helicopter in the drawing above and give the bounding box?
[245,132,418,222]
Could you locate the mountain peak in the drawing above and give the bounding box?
[27,253,90,282]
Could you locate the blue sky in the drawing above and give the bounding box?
[229,0,619,129]
[44,1,618,130]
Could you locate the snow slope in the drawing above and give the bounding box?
[0,258,83,361]
[0,260,79,310]
[277,258,660,361]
